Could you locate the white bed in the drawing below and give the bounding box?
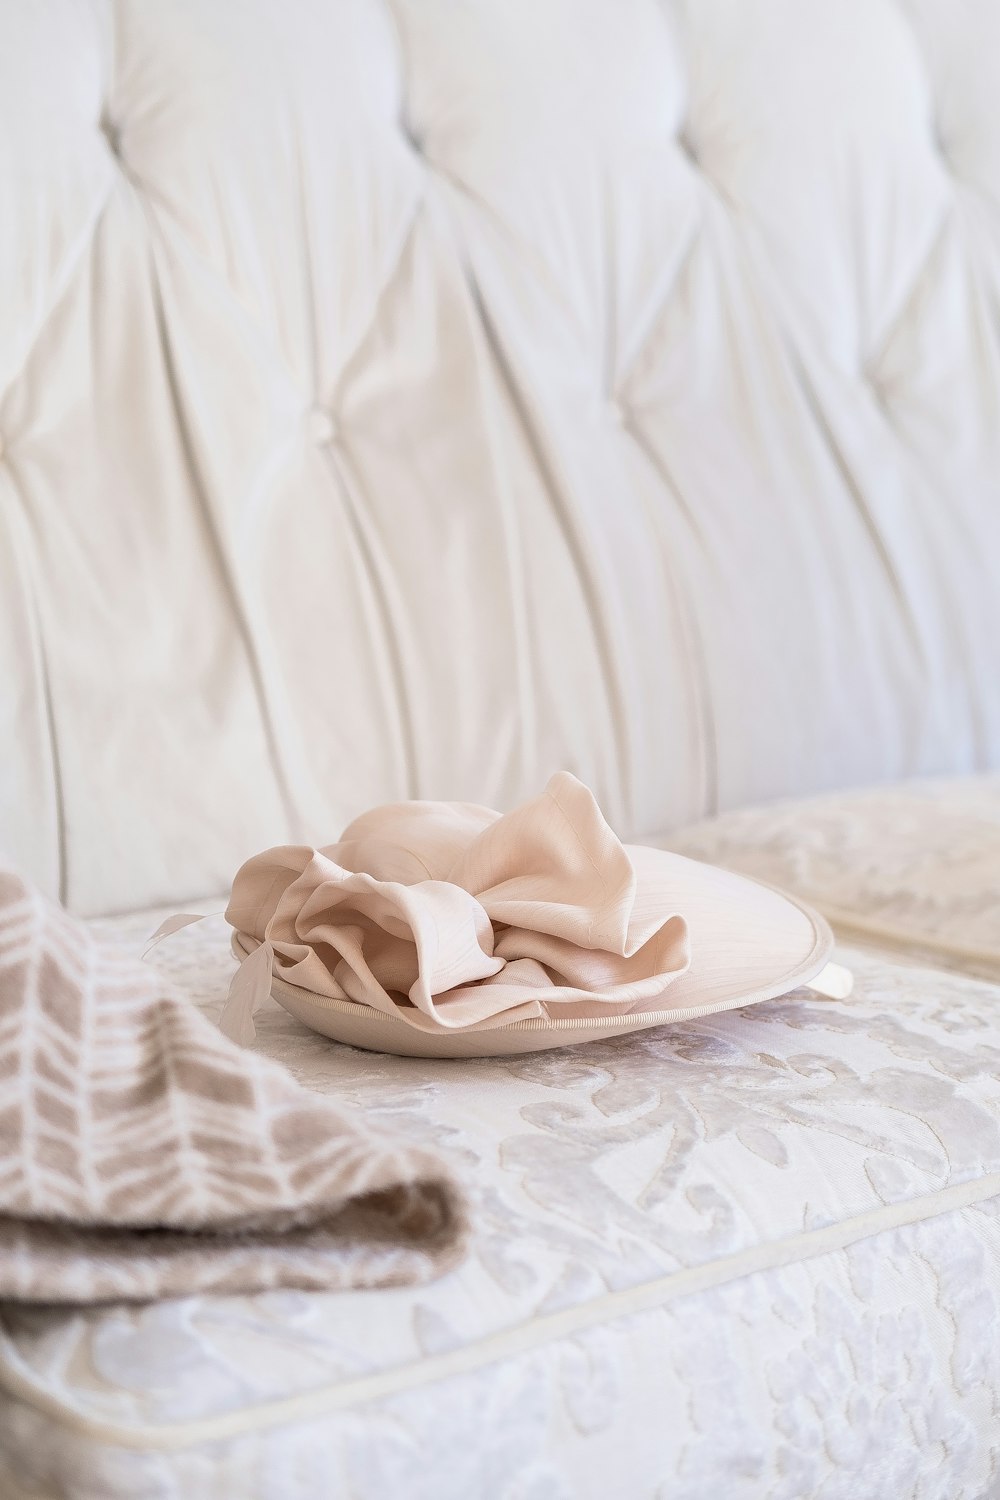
[3,1,1000,1492]
[2,845,999,1497]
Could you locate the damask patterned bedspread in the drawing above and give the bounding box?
[1,902,999,1499]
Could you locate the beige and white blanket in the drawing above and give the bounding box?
[0,865,466,1303]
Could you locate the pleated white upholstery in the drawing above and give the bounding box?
[3,0,999,914]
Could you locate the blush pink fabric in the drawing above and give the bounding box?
[225,773,692,1034]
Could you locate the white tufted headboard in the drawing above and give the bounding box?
[2,0,999,915]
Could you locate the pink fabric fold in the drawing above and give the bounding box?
[226,773,692,1034]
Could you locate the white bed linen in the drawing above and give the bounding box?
[670,773,1000,980]
[1,909,999,1499]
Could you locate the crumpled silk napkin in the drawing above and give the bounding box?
[223,772,692,1039]
[0,864,466,1303]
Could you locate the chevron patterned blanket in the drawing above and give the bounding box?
[0,867,465,1303]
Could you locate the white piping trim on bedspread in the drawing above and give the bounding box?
[2,1173,999,1452]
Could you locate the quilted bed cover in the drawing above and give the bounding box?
[2,780,1000,1500]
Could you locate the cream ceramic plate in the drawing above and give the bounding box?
[231,903,844,1059]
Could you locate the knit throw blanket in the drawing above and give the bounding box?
[0,865,466,1303]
